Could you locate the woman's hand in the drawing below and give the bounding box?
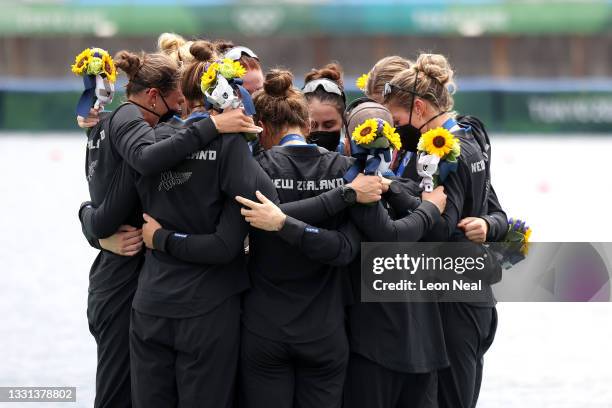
[210,108,263,134]
[421,186,446,214]
[380,177,393,193]
[458,217,489,243]
[77,107,101,129]
[142,213,162,249]
[347,174,383,204]
[235,191,286,231]
[98,225,143,256]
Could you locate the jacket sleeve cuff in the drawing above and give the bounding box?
[276,216,306,246]
[153,228,174,252]
[78,202,103,250]
[481,215,496,241]
[78,201,93,222]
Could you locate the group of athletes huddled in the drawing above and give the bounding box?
[77,32,505,408]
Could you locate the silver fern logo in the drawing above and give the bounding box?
[87,160,98,182]
[158,171,192,191]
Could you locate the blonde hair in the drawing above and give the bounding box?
[386,53,456,112]
[365,56,412,102]
[157,32,195,65]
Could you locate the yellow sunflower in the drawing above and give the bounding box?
[521,227,532,255]
[524,227,532,243]
[200,63,219,93]
[352,118,379,146]
[382,122,402,150]
[71,48,93,76]
[418,127,458,158]
[230,59,247,78]
[102,53,117,83]
[218,58,247,79]
[356,73,369,92]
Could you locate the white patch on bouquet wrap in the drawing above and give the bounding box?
[417,152,440,193]
[205,75,241,111]
[94,75,114,110]
[369,149,393,176]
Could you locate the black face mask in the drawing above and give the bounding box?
[158,93,180,123]
[129,93,179,124]
[396,108,447,152]
[394,77,423,152]
[308,130,342,152]
[395,123,421,152]
[391,73,444,153]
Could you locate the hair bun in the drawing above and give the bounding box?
[415,54,453,86]
[189,40,215,62]
[214,40,235,55]
[264,69,294,98]
[114,50,142,79]
[157,33,186,54]
[304,63,344,89]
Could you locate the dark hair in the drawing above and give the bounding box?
[213,40,235,55]
[253,69,309,138]
[303,62,346,118]
[214,39,262,72]
[180,40,217,104]
[114,50,180,96]
[386,53,456,112]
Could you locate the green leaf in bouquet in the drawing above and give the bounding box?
[445,141,461,162]
[504,230,526,244]
[87,58,103,76]
[363,136,390,149]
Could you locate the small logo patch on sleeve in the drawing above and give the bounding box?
[173,233,189,239]
[305,227,320,234]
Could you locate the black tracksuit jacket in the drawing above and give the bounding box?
[82,103,220,293]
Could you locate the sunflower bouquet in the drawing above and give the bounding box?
[505,218,532,253]
[199,58,257,140]
[200,58,247,110]
[416,127,461,192]
[344,118,402,180]
[489,218,532,270]
[71,47,116,117]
